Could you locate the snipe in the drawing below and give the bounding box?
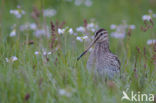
[77,28,120,79]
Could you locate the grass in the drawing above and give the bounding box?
[0,0,156,103]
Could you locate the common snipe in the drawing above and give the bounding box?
[77,28,120,79]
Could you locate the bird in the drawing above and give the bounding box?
[77,28,120,79]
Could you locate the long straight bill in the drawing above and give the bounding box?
[77,35,100,61]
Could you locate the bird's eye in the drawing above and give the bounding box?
[95,33,103,38]
[95,28,106,37]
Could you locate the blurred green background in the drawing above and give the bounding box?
[1,0,156,27]
[1,0,156,48]
[0,0,156,103]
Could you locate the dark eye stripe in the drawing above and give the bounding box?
[95,32,107,38]
[95,28,107,37]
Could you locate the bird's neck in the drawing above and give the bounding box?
[95,41,110,53]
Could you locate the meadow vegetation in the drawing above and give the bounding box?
[0,0,156,103]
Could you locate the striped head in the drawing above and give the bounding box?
[77,28,109,60]
[94,28,108,43]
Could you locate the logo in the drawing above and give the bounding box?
[122,91,131,101]
[121,90,154,102]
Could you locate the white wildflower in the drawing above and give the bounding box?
[142,15,151,21]
[58,89,71,97]
[68,28,73,35]
[148,9,153,14]
[43,9,56,17]
[85,0,92,7]
[110,22,128,39]
[110,24,116,30]
[34,29,45,37]
[19,24,29,31]
[74,0,82,6]
[73,33,78,36]
[19,23,37,31]
[90,28,95,32]
[153,14,156,18]
[47,52,52,55]
[58,89,66,95]
[147,39,156,45]
[10,29,16,37]
[11,56,18,62]
[5,56,18,63]
[43,51,47,56]
[10,9,25,18]
[76,37,83,42]
[129,25,136,30]
[76,36,88,42]
[86,22,98,32]
[82,36,88,39]
[34,51,39,55]
[87,23,94,28]
[5,58,9,62]
[76,26,85,32]
[29,23,37,30]
[58,28,65,35]
[111,32,125,39]
[35,49,51,56]
[41,48,52,56]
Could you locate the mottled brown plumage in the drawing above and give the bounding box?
[78,28,120,79]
